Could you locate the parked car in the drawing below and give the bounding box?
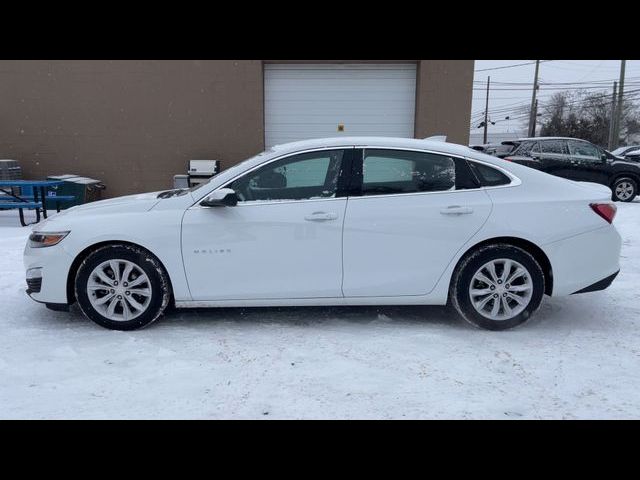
[496,141,520,158]
[611,145,640,158]
[469,143,517,158]
[24,137,621,332]
[504,137,640,202]
[487,142,517,158]
[625,150,640,162]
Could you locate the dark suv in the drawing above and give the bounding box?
[504,137,640,202]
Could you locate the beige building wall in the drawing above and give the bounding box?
[415,60,474,144]
[0,60,265,198]
[0,60,474,197]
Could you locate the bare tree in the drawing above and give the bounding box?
[537,90,639,147]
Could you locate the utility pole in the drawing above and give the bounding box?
[528,60,540,137]
[531,99,539,137]
[613,60,626,146]
[608,81,618,150]
[483,76,490,144]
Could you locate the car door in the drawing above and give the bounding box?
[535,139,574,179]
[566,140,610,185]
[341,148,493,297]
[508,141,541,169]
[181,148,352,301]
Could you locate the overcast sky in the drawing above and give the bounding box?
[471,60,640,136]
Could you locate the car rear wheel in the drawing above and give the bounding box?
[450,244,545,331]
[612,177,637,202]
[75,244,171,330]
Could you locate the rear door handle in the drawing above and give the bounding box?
[304,211,338,222]
[440,206,473,215]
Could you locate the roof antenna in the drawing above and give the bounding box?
[424,135,447,142]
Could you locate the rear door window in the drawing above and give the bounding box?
[361,149,458,196]
[467,161,511,187]
[540,140,567,155]
[514,141,536,157]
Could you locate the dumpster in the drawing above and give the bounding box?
[45,175,105,210]
[68,177,106,204]
[45,174,82,210]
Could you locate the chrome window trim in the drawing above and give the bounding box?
[190,145,522,207]
[353,146,522,200]
[190,146,354,208]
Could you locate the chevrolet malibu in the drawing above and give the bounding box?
[24,137,622,331]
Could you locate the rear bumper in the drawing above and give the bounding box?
[544,225,622,296]
[572,270,619,294]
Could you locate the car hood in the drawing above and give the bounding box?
[33,192,163,231]
[68,191,162,213]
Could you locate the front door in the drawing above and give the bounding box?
[342,148,493,297]
[181,149,351,301]
[566,140,610,185]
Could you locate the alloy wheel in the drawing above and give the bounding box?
[468,258,533,321]
[615,181,635,201]
[87,259,153,321]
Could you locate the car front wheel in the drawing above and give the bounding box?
[450,244,545,331]
[612,177,637,202]
[75,244,171,330]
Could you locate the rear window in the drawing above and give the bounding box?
[468,161,511,187]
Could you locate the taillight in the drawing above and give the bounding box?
[503,157,513,162]
[590,203,617,224]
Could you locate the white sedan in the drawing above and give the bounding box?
[24,137,622,331]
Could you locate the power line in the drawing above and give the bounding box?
[474,60,552,72]
[470,89,640,129]
[472,76,640,86]
[473,88,640,118]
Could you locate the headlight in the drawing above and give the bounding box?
[28,231,70,248]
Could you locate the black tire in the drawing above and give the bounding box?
[450,244,545,331]
[74,244,171,331]
[611,177,637,202]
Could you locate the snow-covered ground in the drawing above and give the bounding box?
[1,204,639,419]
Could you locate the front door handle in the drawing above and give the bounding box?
[304,211,338,222]
[440,206,473,215]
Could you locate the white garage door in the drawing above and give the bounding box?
[264,63,417,148]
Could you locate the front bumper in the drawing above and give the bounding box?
[23,242,75,305]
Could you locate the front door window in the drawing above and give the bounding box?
[227,149,346,202]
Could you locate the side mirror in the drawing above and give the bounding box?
[200,188,238,207]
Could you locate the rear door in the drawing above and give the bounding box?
[341,148,493,297]
[537,139,574,179]
[508,141,541,169]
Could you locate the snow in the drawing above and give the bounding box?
[1,204,640,419]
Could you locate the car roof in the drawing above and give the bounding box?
[269,136,477,158]
[516,136,588,142]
